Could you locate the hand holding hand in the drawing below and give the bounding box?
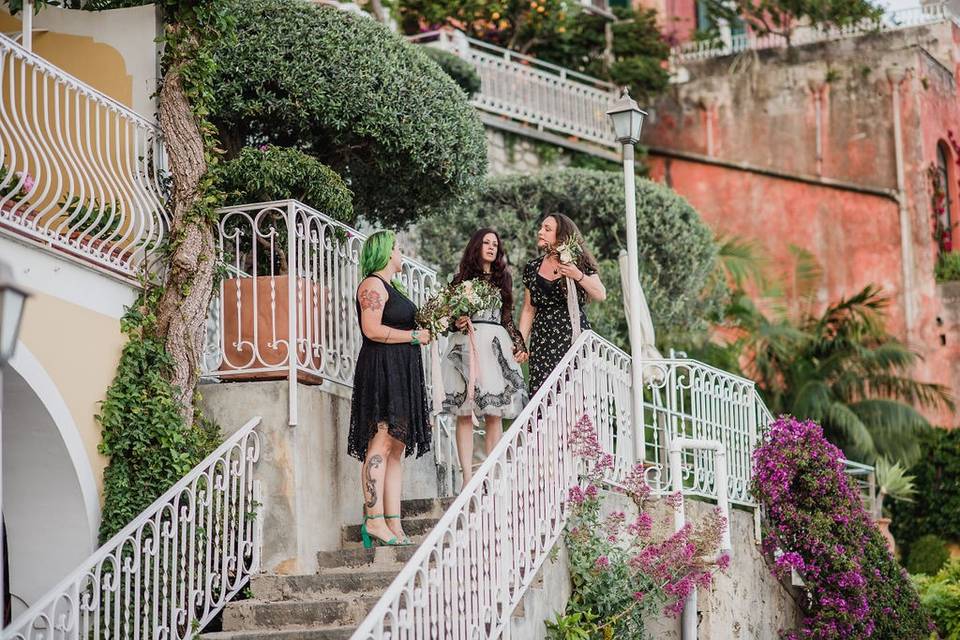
[455,316,470,331]
[514,350,529,364]
[557,262,583,281]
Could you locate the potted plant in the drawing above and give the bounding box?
[872,457,917,554]
[214,146,355,385]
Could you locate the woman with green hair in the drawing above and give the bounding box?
[349,230,432,547]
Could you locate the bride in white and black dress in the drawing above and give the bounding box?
[441,228,528,490]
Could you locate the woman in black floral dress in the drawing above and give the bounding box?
[520,214,606,395]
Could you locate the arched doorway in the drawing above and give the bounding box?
[2,348,98,620]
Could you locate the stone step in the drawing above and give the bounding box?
[341,516,439,545]
[202,627,353,640]
[222,596,380,631]
[399,496,455,518]
[316,544,420,571]
[251,569,400,601]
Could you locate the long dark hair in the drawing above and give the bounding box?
[453,228,513,309]
[543,213,599,273]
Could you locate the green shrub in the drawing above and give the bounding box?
[210,0,487,227]
[913,560,960,638]
[891,427,960,552]
[98,290,221,542]
[907,534,951,576]
[416,168,725,351]
[421,47,481,97]
[217,145,354,222]
[936,251,960,282]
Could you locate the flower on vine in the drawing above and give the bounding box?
[16,171,34,193]
[594,555,610,569]
[717,553,731,571]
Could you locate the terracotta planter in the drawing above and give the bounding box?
[876,517,896,554]
[218,274,324,385]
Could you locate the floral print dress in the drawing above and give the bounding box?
[523,255,594,396]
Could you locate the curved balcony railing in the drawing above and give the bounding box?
[673,3,956,63]
[411,29,619,148]
[2,417,262,640]
[0,34,168,277]
[202,200,442,425]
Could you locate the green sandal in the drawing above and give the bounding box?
[360,514,401,549]
[385,514,414,546]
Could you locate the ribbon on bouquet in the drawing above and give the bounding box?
[566,276,581,341]
[465,319,480,405]
[430,340,444,418]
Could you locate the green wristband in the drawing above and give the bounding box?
[411,332,420,346]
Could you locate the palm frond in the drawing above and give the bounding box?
[716,233,769,291]
[785,245,823,314]
[823,401,876,462]
[849,399,934,466]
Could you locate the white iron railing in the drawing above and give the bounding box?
[0,34,168,276]
[2,417,262,640]
[412,29,619,148]
[638,359,759,506]
[351,331,635,640]
[674,3,957,63]
[202,200,441,425]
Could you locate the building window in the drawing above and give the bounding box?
[937,142,953,253]
[695,0,745,36]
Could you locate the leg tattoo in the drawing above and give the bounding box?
[364,454,384,509]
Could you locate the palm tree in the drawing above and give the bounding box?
[728,247,952,465]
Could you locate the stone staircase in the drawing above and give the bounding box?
[201,497,453,640]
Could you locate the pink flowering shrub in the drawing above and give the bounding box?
[753,416,932,639]
[547,415,728,639]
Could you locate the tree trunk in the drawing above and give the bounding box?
[155,63,216,426]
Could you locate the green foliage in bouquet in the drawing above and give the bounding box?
[416,278,500,337]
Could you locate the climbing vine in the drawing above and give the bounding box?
[96,0,234,541]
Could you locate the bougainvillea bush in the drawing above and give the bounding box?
[753,416,931,639]
[546,415,729,639]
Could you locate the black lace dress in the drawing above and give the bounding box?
[522,256,594,396]
[348,275,431,461]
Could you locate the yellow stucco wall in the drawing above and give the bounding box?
[0,11,133,108]
[18,292,125,497]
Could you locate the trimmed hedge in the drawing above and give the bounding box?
[416,168,723,349]
[210,0,487,227]
[907,534,950,577]
[218,145,354,223]
[422,47,481,97]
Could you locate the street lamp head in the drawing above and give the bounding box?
[606,88,647,145]
[0,260,30,364]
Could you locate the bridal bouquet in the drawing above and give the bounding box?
[417,278,500,414]
[553,235,584,265]
[416,278,500,338]
[552,235,587,341]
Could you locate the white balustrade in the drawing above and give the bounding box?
[202,200,441,425]
[0,34,167,277]
[637,358,759,507]
[674,3,953,63]
[2,417,262,640]
[351,331,635,640]
[412,30,619,148]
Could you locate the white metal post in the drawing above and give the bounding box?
[22,0,33,52]
[669,437,733,640]
[620,142,647,465]
[287,201,298,426]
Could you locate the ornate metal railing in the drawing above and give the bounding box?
[202,200,441,425]
[351,332,635,639]
[674,3,956,63]
[639,358,760,506]
[0,34,167,277]
[2,417,262,640]
[411,29,618,148]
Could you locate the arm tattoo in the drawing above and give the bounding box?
[359,289,383,312]
[364,454,384,509]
